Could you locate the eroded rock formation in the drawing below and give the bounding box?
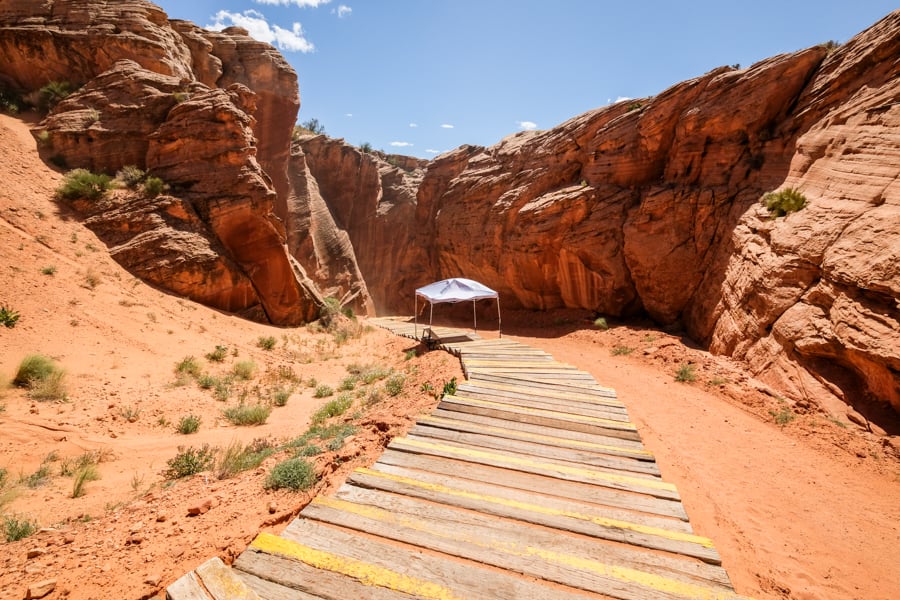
[297,12,899,420]
[0,0,318,324]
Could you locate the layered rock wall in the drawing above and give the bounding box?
[298,12,900,417]
[0,0,318,324]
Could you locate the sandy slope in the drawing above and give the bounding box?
[0,112,898,600]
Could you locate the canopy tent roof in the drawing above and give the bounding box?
[415,278,501,339]
[416,277,498,303]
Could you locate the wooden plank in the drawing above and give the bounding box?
[310,487,736,596]
[166,572,212,600]
[354,462,689,533]
[450,387,631,422]
[384,438,679,500]
[195,557,261,600]
[407,424,660,476]
[234,549,420,600]
[271,524,598,600]
[372,451,688,520]
[346,467,719,564]
[468,372,619,398]
[426,410,650,457]
[438,395,642,441]
[234,570,329,600]
[458,379,622,407]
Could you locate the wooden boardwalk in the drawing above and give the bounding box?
[168,317,745,600]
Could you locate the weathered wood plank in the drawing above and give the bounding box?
[273,524,599,600]
[438,395,642,441]
[349,463,689,533]
[384,437,679,500]
[426,410,650,457]
[468,372,619,397]
[372,451,689,520]
[195,557,261,600]
[451,386,631,421]
[233,570,328,600]
[166,572,212,600]
[234,549,420,600]
[458,378,621,406]
[345,467,718,564]
[310,487,736,595]
[407,425,660,476]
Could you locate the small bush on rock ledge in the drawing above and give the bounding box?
[764,188,808,217]
[56,168,113,201]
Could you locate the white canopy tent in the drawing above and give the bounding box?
[415,277,501,339]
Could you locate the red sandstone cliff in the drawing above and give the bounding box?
[0,0,318,324]
[297,13,899,422]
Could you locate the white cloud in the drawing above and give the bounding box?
[426,149,441,154]
[254,0,332,7]
[345,113,353,117]
[409,123,418,128]
[612,96,632,103]
[440,124,454,129]
[335,5,352,18]
[208,10,314,53]
[517,120,537,130]
[390,141,413,147]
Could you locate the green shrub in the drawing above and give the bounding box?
[118,404,141,423]
[56,168,113,201]
[14,355,66,400]
[222,403,271,426]
[337,375,357,391]
[265,458,317,491]
[216,439,274,479]
[0,89,22,114]
[257,336,277,351]
[764,188,808,217]
[205,345,228,362]
[319,296,342,328]
[37,81,72,110]
[232,360,257,380]
[115,165,146,188]
[385,373,406,397]
[442,376,458,397]
[142,176,167,198]
[593,317,609,330]
[4,515,39,542]
[176,414,201,434]
[314,384,334,398]
[21,464,52,489]
[14,354,58,387]
[611,346,634,356]
[71,464,99,498]
[271,386,292,407]
[40,265,56,276]
[0,306,20,328]
[163,445,215,479]
[175,356,202,378]
[296,444,323,457]
[311,394,352,425]
[674,364,697,383]
[197,373,217,389]
[770,406,796,426]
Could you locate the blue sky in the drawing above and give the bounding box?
[152,1,897,158]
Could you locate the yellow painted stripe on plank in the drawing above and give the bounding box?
[419,415,654,458]
[394,437,667,490]
[249,532,465,600]
[315,496,737,599]
[355,466,711,548]
[446,394,636,430]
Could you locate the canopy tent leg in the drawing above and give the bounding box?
[414,295,418,338]
[497,297,502,338]
[473,300,477,333]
